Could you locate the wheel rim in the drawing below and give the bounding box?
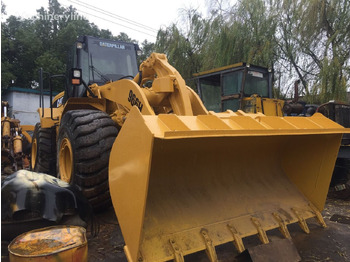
[59,137,73,183]
[31,138,37,170]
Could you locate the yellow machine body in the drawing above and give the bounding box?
[241,94,284,116]
[2,117,11,137]
[1,101,34,173]
[35,53,348,261]
[109,108,344,262]
[13,135,22,154]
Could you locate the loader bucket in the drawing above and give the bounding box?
[109,108,346,262]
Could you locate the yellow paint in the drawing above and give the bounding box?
[31,137,37,170]
[59,137,73,183]
[8,226,87,262]
[261,98,285,116]
[13,135,22,154]
[2,117,11,137]
[241,95,285,116]
[109,109,348,262]
[192,62,244,77]
[21,125,35,144]
[38,107,63,129]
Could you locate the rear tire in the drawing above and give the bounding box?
[57,110,118,211]
[31,123,56,175]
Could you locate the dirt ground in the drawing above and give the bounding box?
[85,197,350,262]
[2,197,349,261]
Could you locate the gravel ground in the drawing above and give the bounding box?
[86,196,350,262]
[2,194,349,261]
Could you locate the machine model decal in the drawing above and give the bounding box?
[128,90,143,111]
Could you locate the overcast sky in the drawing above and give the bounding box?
[2,0,211,43]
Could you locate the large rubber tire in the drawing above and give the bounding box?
[57,110,118,211]
[31,123,56,175]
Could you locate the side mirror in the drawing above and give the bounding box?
[70,68,82,85]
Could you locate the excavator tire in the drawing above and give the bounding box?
[57,109,118,211]
[31,123,56,175]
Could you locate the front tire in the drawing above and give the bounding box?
[57,110,118,210]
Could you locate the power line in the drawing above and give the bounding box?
[66,6,157,38]
[67,0,158,33]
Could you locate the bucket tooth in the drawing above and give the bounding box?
[272,212,291,239]
[292,208,310,234]
[169,239,184,262]
[227,224,245,253]
[309,204,327,228]
[251,217,269,244]
[200,229,218,262]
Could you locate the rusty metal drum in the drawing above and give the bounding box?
[8,226,87,262]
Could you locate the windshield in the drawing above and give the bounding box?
[244,71,269,97]
[199,80,221,112]
[84,38,138,84]
[222,71,242,95]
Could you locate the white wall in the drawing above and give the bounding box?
[3,90,54,126]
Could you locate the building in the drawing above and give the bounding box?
[2,87,58,126]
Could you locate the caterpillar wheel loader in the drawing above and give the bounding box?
[193,62,284,116]
[32,36,348,261]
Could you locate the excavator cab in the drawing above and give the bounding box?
[194,63,284,116]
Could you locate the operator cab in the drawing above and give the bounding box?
[66,36,139,99]
[194,63,273,112]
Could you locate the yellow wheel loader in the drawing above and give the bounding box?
[193,62,284,116]
[32,36,348,261]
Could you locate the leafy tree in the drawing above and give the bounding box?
[209,0,277,68]
[113,32,135,42]
[274,0,349,102]
[1,16,43,88]
[155,9,209,82]
[310,0,349,102]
